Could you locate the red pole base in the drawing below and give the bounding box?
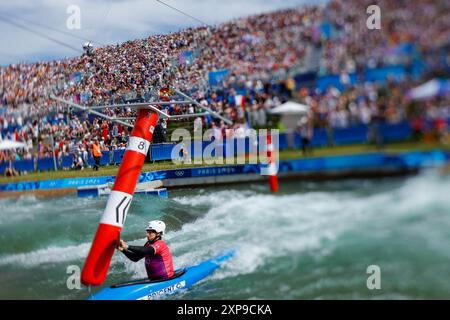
[81,223,121,286]
[269,175,279,193]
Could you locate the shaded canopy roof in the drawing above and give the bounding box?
[407,78,450,100]
[0,139,26,151]
[268,101,309,115]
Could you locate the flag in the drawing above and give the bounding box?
[208,69,229,86]
[70,71,83,84]
[179,51,194,65]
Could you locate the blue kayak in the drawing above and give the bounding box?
[89,250,234,300]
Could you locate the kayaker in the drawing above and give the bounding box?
[117,220,174,280]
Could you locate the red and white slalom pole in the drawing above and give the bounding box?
[81,109,158,286]
[266,133,279,193]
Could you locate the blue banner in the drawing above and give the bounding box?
[179,51,193,65]
[80,91,91,103]
[208,69,229,86]
[70,71,83,84]
[320,22,332,39]
[0,175,114,192]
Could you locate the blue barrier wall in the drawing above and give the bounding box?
[151,143,178,161]
[60,155,73,169]
[113,150,125,164]
[333,124,368,145]
[100,151,110,166]
[0,161,9,174]
[311,128,330,147]
[150,121,413,162]
[1,150,447,192]
[13,159,34,172]
[37,158,55,171]
[380,122,412,142]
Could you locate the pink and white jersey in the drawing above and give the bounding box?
[144,240,174,280]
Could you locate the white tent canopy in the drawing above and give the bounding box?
[408,79,441,100]
[407,78,450,100]
[268,101,311,149]
[268,101,309,115]
[0,140,26,151]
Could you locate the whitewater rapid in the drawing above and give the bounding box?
[1,169,449,299]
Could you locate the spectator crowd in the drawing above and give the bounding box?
[1,0,449,171]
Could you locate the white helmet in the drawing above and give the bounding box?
[146,220,166,234]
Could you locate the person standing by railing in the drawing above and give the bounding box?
[298,115,314,156]
[92,138,102,171]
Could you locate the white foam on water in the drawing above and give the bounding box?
[392,170,450,215]
[0,196,44,224]
[166,170,450,284]
[0,196,104,225]
[2,169,449,298]
[173,189,256,207]
[0,242,91,267]
[167,190,367,281]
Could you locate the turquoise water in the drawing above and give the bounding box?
[1,170,450,299]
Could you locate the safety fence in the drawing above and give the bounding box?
[149,121,417,162]
[1,120,431,174]
[1,150,449,192]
